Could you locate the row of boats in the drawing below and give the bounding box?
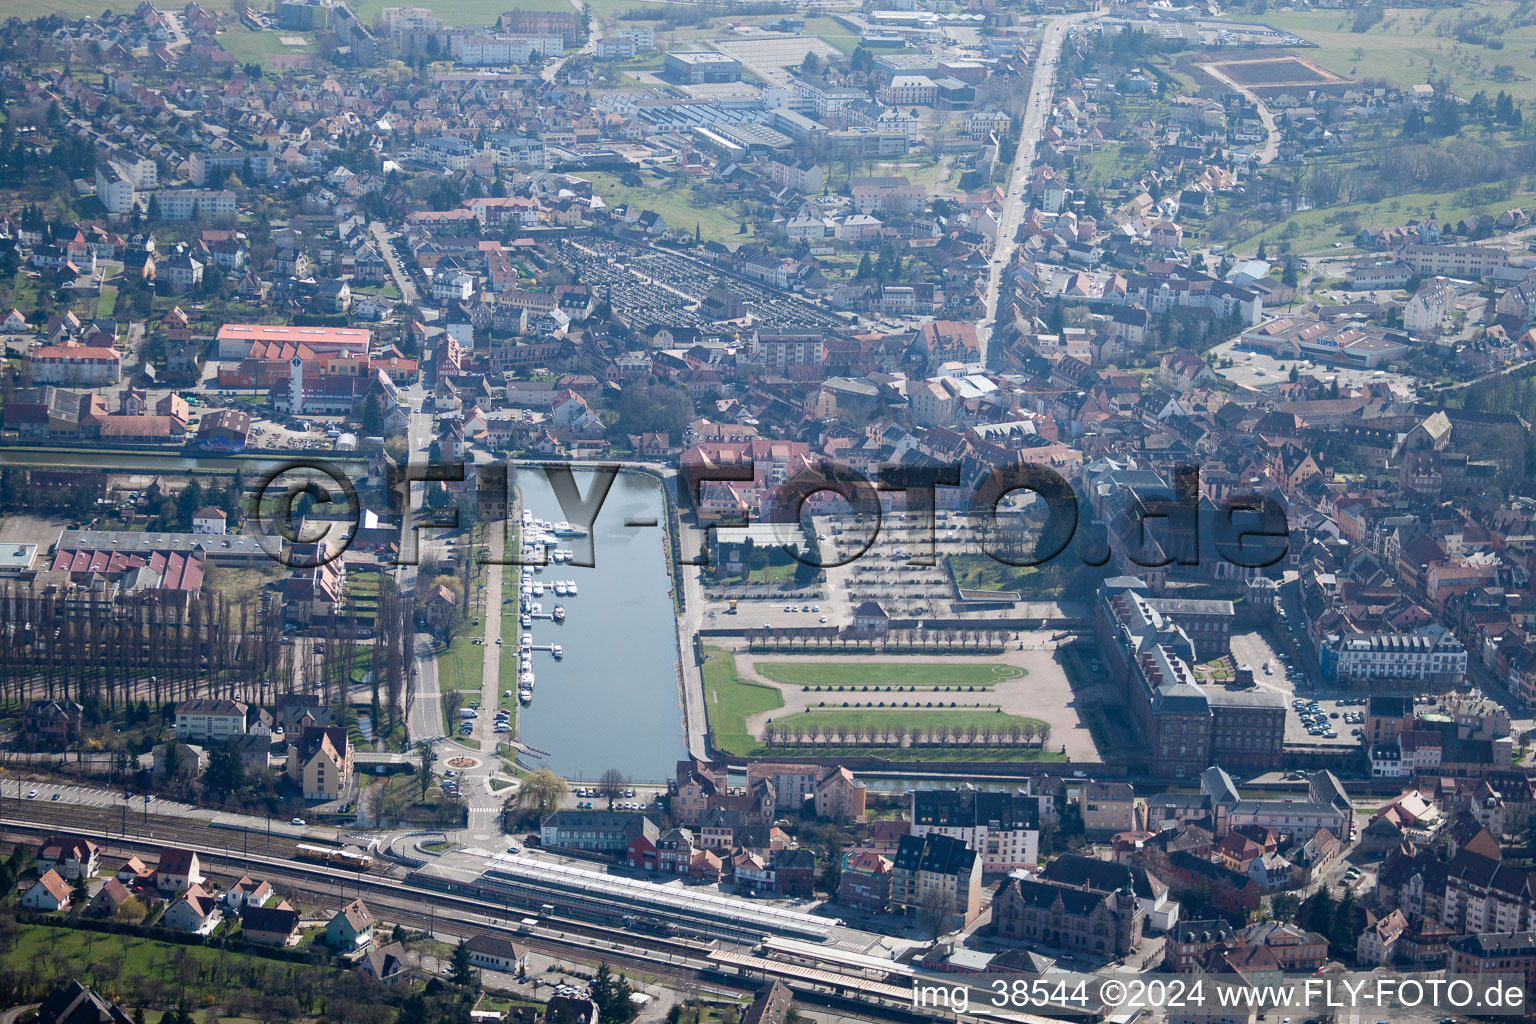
[520,578,580,599]
[515,509,575,706]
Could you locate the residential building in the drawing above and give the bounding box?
[909,789,1040,872]
[174,699,248,743]
[1320,626,1468,687]
[1202,767,1353,843]
[149,190,237,222]
[746,763,866,821]
[36,981,133,1024]
[29,341,121,386]
[838,850,893,913]
[22,869,71,911]
[325,898,375,951]
[1080,781,1141,836]
[889,832,983,931]
[465,934,529,974]
[37,835,99,881]
[541,809,657,853]
[287,725,353,802]
[163,885,220,934]
[243,903,301,946]
[1450,932,1536,997]
[1404,276,1458,337]
[153,847,204,894]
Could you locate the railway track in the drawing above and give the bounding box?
[0,814,953,1024]
[0,817,709,974]
[1,800,326,865]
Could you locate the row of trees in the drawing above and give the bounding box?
[0,585,285,711]
[0,570,416,753]
[747,628,1010,650]
[760,719,1052,749]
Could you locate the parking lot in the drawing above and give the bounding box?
[556,237,843,329]
[1207,337,1420,395]
[1285,694,1368,745]
[1228,628,1363,747]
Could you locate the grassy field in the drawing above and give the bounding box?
[773,706,1046,735]
[1241,183,1527,253]
[586,0,672,19]
[204,563,283,604]
[753,660,1024,688]
[1,922,328,1004]
[30,0,567,27]
[802,16,861,54]
[436,633,483,692]
[1080,142,1126,189]
[213,28,316,67]
[1261,4,1536,104]
[948,553,1093,598]
[701,645,784,756]
[582,170,743,245]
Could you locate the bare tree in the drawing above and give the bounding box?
[444,688,465,727]
[918,887,952,938]
[597,767,626,809]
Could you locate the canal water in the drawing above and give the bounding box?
[510,468,684,782]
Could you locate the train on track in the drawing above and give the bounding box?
[295,843,374,870]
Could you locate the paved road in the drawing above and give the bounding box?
[459,524,511,842]
[543,0,597,83]
[675,517,712,760]
[977,14,1086,363]
[1197,62,1279,164]
[407,633,443,744]
[399,380,445,748]
[371,221,419,306]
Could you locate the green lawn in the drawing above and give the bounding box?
[1261,3,1536,104]
[586,0,672,19]
[1241,183,1527,254]
[582,170,743,245]
[802,16,861,54]
[753,660,1023,688]
[773,706,1046,736]
[0,921,328,1004]
[948,553,1098,598]
[701,645,784,756]
[1080,142,1127,189]
[215,27,317,65]
[96,283,117,320]
[744,560,799,585]
[436,634,483,692]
